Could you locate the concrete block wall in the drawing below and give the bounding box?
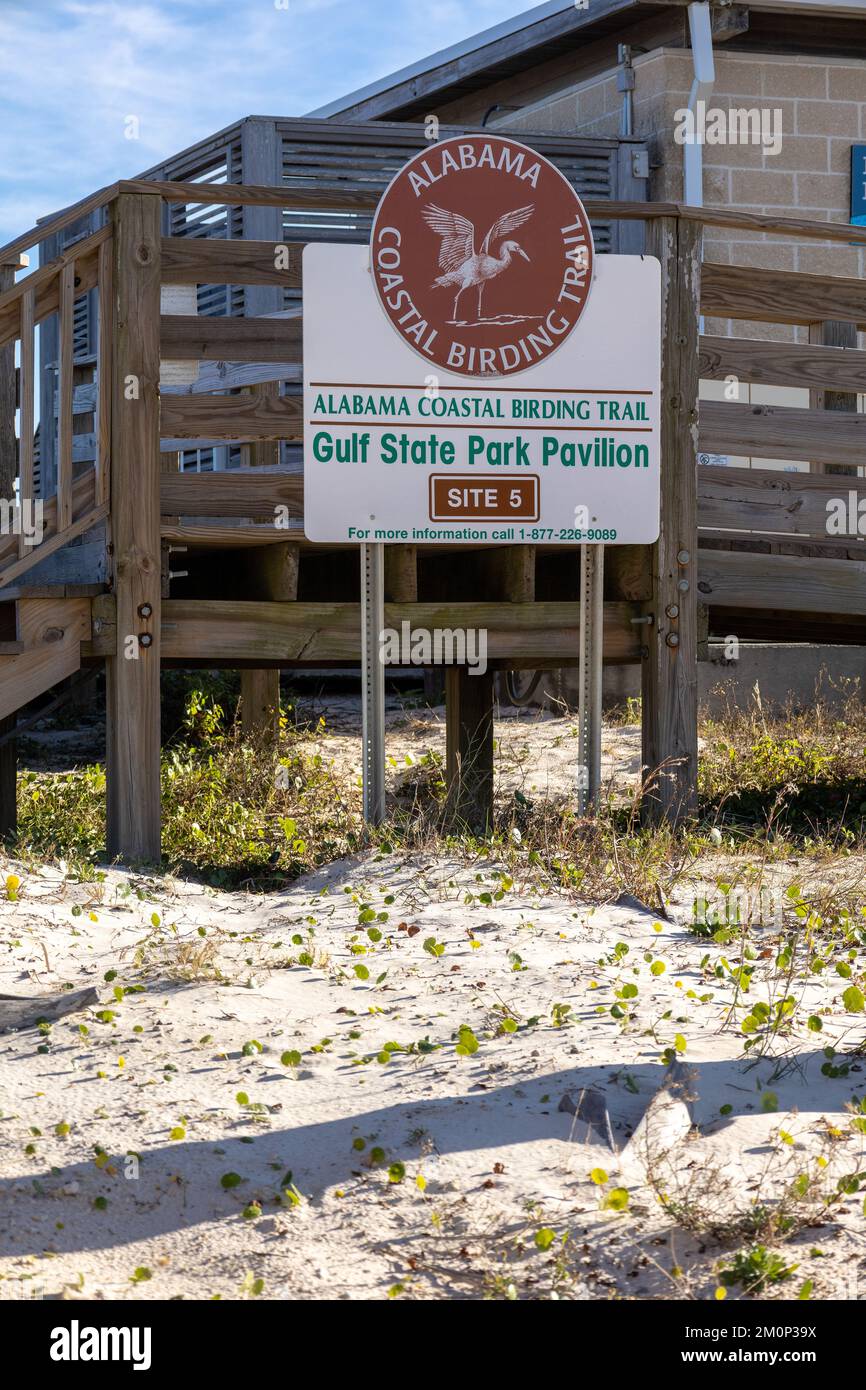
[503,50,866,472]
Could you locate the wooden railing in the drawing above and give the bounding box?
[0,223,111,588]
[1,175,864,851]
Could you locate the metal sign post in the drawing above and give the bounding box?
[361,542,386,825]
[577,543,604,814]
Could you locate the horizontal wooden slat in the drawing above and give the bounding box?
[700,334,866,394]
[698,465,866,538]
[116,180,866,246]
[160,393,303,441]
[160,467,303,517]
[161,360,301,395]
[700,528,866,559]
[161,523,302,547]
[162,237,303,287]
[85,598,640,663]
[702,262,866,329]
[699,400,866,468]
[6,182,865,279]
[707,605,866,646]
[125,178,381,214]
[160,313,302,362]
[697,549,866,616]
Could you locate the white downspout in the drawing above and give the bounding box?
[684,2,715,207]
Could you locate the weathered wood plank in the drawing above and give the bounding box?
[84,599,640,663]
[97,237,113,505]
[697,464,866,538]
[160,522,297,547]
[160,467,302,517]
[0,599,90,722]
[702,262,866,328]
[160,392,303,440]
[105,193,162,862]
[161,359,301,394]
[116,179,866,247]
[697,549,866,616]
[161,236,303,287]
[699,334,866,394]
[642,216,700,824]
[160,313,302,362]
[0,261,16,834]
[57,262,75,532]
[446,667,493,835]
[699,399,866,468]
[17,288,35,560]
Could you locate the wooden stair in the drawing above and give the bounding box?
[0,586,96,722]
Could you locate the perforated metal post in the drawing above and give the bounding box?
[577,543,604,814]
[361,543,386,825]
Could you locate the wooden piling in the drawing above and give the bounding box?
[445,666,494,836]
[105,193,163,861]
[641,216,700,823]
[0,261,18,836]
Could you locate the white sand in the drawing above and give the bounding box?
[2,844,865,1301]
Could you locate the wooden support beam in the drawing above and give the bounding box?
[445,667,494,836]
[605,545,652,601]
[240,670,280,741]
[384,546,418,602]
[811,319,859,477]
[484,546,536,602]
[57,261,75,532]
[699,399,866,469]
[96,237,113,506]
[0,262,16,834]
[84,599,641,664]
[642,216,700,825]
[105,193,162,862]
[18,288,35,560]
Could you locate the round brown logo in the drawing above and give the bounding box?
[370,133,594,379]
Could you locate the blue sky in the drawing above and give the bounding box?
[0,0,535,245]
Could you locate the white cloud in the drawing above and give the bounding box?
[0,0,533,244]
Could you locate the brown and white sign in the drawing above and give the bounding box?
[370,134,594,379]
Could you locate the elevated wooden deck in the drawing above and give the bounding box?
[1,174,865,856]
